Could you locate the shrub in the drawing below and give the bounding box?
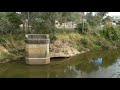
[0,52,16,63]
[80,37,94,49]
[1,35,25,60]
[101,23,120,41]
[75,22,91,34]
[92,31,101,37]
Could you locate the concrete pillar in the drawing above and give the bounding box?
[25,34,50,65]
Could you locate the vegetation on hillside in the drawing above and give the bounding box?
[0,12,120,62]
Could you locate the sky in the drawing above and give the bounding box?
[16,12,120,17]
[107,12,120,16]
[85,12,120,16]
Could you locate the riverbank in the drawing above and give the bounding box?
[50,33,90,58]
[49,32,120,58]
[0,29,120,63]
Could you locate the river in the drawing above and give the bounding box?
[0,49,120,78]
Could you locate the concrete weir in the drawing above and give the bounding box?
[25,34,50,65]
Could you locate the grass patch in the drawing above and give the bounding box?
[1,34,25,61]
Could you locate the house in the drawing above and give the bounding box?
[112,16,120,25]
[55,21,77,29]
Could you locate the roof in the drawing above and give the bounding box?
[112,16,120,21]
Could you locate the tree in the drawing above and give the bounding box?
[0,12,22,34]
[0,12,7,34]
[85,12,94,26]
[102,16,112,24]
[96,12,108,20]
[70,12,82,24]
[27,12,72,33]
[85,12,108,29]
[6,12,22,29]
[95,12,108,25]
[75,22,91,34]
[20,12,83,34]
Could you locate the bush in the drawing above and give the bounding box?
[92,31,101,37]
[49,34,57,43]
[92,45,101,51]
[75,22,91,34]
[0,52,17,63]
[101,23,120,41]
[0,12,22,34]
[1,34,25,60]
[80,37,93,49]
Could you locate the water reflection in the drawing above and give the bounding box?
[64,66,79,78]
[0,50,120,78]
[62,50,120,78]
[89,58,102,64]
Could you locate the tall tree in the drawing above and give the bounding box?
[96,12,108,19]
[85,12,108,29]
[6,12,22,29]
[102,16,112,24]
[0,12,22,34]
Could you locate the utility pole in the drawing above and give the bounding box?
[82,12,84,34]
[27,12,30,33]
[24,12,30,34]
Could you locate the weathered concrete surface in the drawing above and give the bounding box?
[26,44,50,65]
[26,44,49,58]
[25,34,50,65]
[26,57,50,65]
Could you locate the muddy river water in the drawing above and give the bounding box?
[0,49,120,78]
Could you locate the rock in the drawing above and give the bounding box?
[50,40,91,58]
[80,50,85,54]
[0,45,10,63]
[71,47,80,55]
[50,42,81,58]
[0,45,9,54]
[84,48,90,52]
[67,49,73,56]
[50,52,69,58]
